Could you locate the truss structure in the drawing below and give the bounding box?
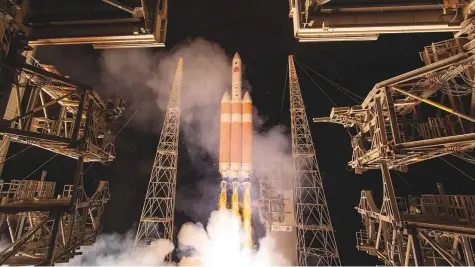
[288,55,340,266]
[0,59,125,163]
[314,26,475,174]
[355,167,475,266]
[313,16,475,266]
[0,172,110,265]
[0,16,122,264]
[288,0,469,42]
[134,58,183,258]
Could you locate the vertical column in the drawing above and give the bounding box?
[242,92,252,178]
[230,53,242,180]
[219,92,231,178]
[218,92,231,210]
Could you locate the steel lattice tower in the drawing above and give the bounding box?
[288,55,341,266]
[134,58,183,255]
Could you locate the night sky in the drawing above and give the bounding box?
[2,0,475,265]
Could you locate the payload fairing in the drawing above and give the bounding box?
[218,53,253,248]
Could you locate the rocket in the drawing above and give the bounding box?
[218,53,253,248]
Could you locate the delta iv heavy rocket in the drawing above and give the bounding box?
[218,52,253,248]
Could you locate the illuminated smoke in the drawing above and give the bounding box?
[178,209,290,267]
[62,209,289,266]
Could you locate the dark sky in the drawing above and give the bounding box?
[3,0,475,265]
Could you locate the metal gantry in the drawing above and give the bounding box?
[288,0,469,42]
[0,12,124,264]
[134,58,183,258]
[0,16,121,263]
[0,174,111,265]
[288,55,341,266]
[313,16,475,266]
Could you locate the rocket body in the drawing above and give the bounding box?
[218,53,253,248]
[218,52,252,180]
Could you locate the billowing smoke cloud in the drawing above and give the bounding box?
[62,209,289,266]
[178,209,290,267]
[84,38,295,265]
[61,231,174,266]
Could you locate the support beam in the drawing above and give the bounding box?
[42,212,61,266]
[380,164,400,221]
[102,0,135,14]
[9,92,74,123]
[0,217,48,265]
[391,86,475,123]
[461,236,475,266]
[404,234,413,266]
[419,231,465,266]
[384,87,401,144]
[409,228,423,266]
[21,63,91,90]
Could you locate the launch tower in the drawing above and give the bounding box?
[134,58,183,260]
[288,55,341,266]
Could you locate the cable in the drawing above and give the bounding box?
[294,60,337,107]
[299,61,363,102]
[439,157,475,183]
[84,163,94,175]
[393,171,413,191]
[301,62,363,100]
[294,59,355,137]
[0,145,32,166]
[114,90,153,139]
[452,152,475,165]
[22,154,58,180]
[279,65,288,122]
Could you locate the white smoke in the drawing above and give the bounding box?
[75,38,295,266]
[61,231,174,266]
[63,209,289,266]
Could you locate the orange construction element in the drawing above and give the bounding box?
[230,99,242,178]
[241,92,252,179]
[219,92,231,177]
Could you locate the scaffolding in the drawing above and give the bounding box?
[0,173,110,265]
[0,13,123,264]
[313,16,475,266]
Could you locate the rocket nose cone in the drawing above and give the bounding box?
[221,91,231,102]
[233,52,241,60]
[243,91,251,101]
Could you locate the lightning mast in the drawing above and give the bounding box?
[134,58,183,256]
[288,55,340,266]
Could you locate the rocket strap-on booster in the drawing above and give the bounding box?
[219,52,252,181]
